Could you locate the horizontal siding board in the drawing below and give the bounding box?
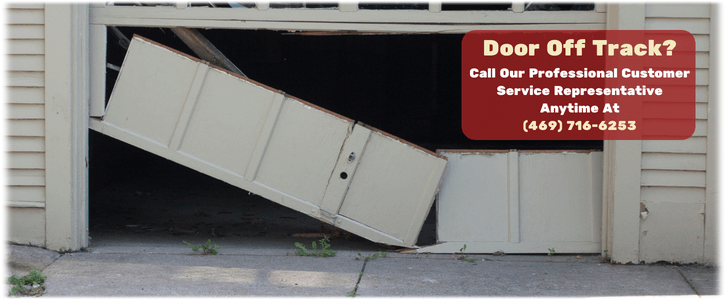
[7,136,44,152]
[693,119,707,137]
[696,52,709,68]
[7,119,45,137]
[8,174,45,186]
[641,153,706,171]
[7,186,45,202]
[696,103,707,119]
[7,152,45,169]
[641,170,706,187]
[6,24,44,39]
[693,35,709,52]
[638,203,705,263]
[6,3,44,9]
[7,169,45,177]
[641,34,707,56]
[644,120,708,138]
[642,137,706,154]
[6,87,44,104]
[645,4,710,18]
[7,103,44,119]
[6,71,44,87]
[6,39,44,55]
[7,55,45,71]
[641,186,705,204]
[696,86,707,103]
[6,9,45,24]
[642,102,706,119]
[695,69,708,86]
[8,207,45,246]
[645,18,710,34]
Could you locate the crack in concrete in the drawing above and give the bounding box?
[350,259,368,296]
[676,267,701,297]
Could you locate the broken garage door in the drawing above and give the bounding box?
[90,36,447,247]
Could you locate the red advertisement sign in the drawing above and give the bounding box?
[462,30,696,140]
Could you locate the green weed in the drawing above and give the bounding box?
[183,239,219,255]
[7,269,45,296]
[294,236,336,257]
[454,244,476,263]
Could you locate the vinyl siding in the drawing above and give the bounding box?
[639,3,710,263]
[6,5,46,247]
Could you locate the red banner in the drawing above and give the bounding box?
[462,30,696,140]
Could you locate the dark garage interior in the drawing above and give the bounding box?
[88,26,603,251]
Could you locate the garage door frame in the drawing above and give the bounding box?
[46,2,619,252]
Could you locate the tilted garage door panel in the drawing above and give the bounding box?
[92,36,447,247]
[104,40,199,147]
[254,99,353,207]
[179,69,276,176]
[340,131,447,243]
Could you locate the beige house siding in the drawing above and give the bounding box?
[639,3,711,263]
[5,3,46,246]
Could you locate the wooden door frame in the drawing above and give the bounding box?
[44,3,90,251]
[48,2,615,252]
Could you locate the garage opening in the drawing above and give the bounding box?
[89,26,602,251]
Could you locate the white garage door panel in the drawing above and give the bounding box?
[435,151,510,242]
[179,68,276,176]
[418,150,602,254]
[103,39,199,147]
[255,99,353,207]
[340,130,448,244]
[91,36,447,247]
[519,153,597,242]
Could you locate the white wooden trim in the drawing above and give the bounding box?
[428,1,441,13]
[89,7,606,25]
[602,3,644,264]
[507,151,519,243]
[413,241,601,254]
[256,2,269,11]
[512,2,525,13]
[704,3,717,265]
[89,19,605,33]
[595,3,607,13]
[339,2,358,12]
[44,3,90,252]
[89,24,107,117]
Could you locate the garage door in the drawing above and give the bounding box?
[90,36,447,247]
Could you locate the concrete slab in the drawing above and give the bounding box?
[357,256,699,297]
[678,265,719,296]
[7,245,62,277]
[42,252,363,296]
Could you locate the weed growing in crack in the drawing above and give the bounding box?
[454,244,476,263]
[356,252,388,261]
[183,239,219,255]
[8,269,46,296]
[294,236,336,257]
[548,248,556,256]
